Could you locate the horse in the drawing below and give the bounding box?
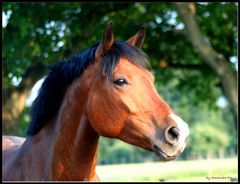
[2,22,189,181]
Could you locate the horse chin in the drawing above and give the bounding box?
[152,144,176,162]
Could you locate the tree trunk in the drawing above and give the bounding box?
[173,3,237,121]
[2,61,47,135]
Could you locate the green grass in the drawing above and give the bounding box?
[96,157,238,182]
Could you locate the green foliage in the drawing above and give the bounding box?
[18,107,30,137]
[98,137,157,164]
[3,3,237,99]
[189,124,229,158]
[196,2,238,60]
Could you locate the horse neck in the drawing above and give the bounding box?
[49,77,100,181]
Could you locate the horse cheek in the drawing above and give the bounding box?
[86,91,105,135]
[86,89,126,137]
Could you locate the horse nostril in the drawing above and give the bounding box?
[165,126,180,145]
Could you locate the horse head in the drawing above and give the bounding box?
[86,23,189,161]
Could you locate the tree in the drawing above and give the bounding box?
[173,2,237,121]
[189,123,229,159]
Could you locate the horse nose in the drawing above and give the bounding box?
[165,126,180,145]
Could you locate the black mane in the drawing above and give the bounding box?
[27,41,149,136]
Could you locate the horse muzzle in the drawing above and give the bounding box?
[152,114,189,161]
[152,144,177,161]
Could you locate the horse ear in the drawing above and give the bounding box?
[126,26,146,48]
[95,22,114,60]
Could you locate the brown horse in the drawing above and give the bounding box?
[2,23,189,181]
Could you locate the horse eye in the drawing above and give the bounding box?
[114,78,128,87]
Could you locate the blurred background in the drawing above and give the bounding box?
[2,2,238,181]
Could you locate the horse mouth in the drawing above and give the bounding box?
[153,145,176,161]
